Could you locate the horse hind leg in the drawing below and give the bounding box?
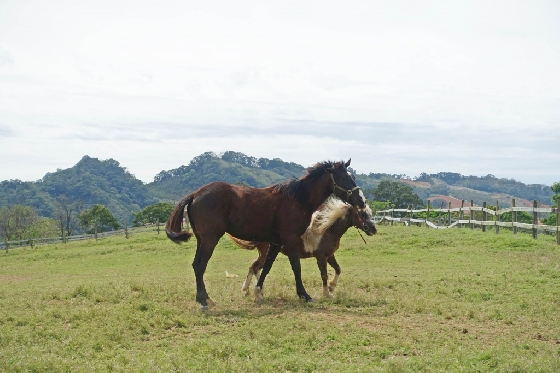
[316,256,333,298]
[192,235,220,309]
[327,255,341,293]
[241,244,267,295]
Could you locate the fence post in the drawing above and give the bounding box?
[407,205,412,227]
[512,199,517,235]
[496,200,500,235]
[556,199,560,245]
[426,200,431,228]
[482,202,487,233]
[532,200,538,240]
[470,200,474,229]
[439,202,444,226]
[448,202,452,227]
[459,200,465,228]
[390,207,394,226]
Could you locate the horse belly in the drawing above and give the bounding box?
[227,212,275,242]
[226,193,277,241]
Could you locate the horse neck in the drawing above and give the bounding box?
[329,209,354,236]
[300,173,333,212]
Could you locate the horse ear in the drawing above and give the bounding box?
[345,159,351,168]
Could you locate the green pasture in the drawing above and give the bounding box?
[1,225,559,372]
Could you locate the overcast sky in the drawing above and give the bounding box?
[0,0,558,185]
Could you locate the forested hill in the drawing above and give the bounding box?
[148,152,555,207]
[0,152,555,225]
[0,156,156,222]
[148,151,306,200]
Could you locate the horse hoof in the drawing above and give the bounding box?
[200,305,209,311]
[254,286,264,301]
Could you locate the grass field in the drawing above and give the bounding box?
[1,225,559,372]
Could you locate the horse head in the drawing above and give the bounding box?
[326,159,366,209]
[351,205,377,236]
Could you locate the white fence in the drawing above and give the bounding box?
[374,199,560,245]
[0,223,165,251]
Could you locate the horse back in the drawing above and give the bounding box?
[189,182,280,241]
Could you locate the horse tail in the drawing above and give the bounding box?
[225,233,260,250]
[166,194,195,243]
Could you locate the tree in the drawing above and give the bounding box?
[26,218,59,241]
[132,202,175,226]
[500,211,533,224]
[367,200,393,214]
[542,181,560,226]
[368,180,424,209]
[11,205,39,241]
[0,206,15,252]
[551,182,560,204]
[54,196,83,241]
[79,204,121,239]
[0,205,38,252]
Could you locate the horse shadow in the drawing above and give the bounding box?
[202,292,388,320]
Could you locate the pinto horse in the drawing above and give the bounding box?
[166,160,365,308]
[228,198,377,298]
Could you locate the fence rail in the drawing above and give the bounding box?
[0,223,165,251]
[374,199,560,245]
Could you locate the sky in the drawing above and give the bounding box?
[0,0,559,185]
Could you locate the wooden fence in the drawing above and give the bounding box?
[373,199,560,245]
[0,223,166,251]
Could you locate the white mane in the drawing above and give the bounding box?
[301,198,351,253]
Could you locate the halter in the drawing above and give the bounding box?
[329,172,361,201]
[351,212,368,244]
[351,207,368,244]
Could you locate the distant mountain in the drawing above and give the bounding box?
[0,152,555,226]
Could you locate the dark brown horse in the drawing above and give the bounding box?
[228,198,376,299]
[166,160,365,308]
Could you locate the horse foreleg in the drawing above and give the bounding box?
[192,237,219,309]
[288,253,312,302]
[316,256,332,298]
[327,255,341,293]
[254,243,281,301]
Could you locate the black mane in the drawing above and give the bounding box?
[271,161,345,203]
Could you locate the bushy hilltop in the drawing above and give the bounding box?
[148,151,305,201]
[0,152,555,225]
[0,156,156,223]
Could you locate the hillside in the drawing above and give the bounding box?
[410,172,554,207]
[0,156,156,223]
[0,152,555,227]
[148,151,304,201]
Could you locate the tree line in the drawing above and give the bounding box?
[0,200,175,252]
